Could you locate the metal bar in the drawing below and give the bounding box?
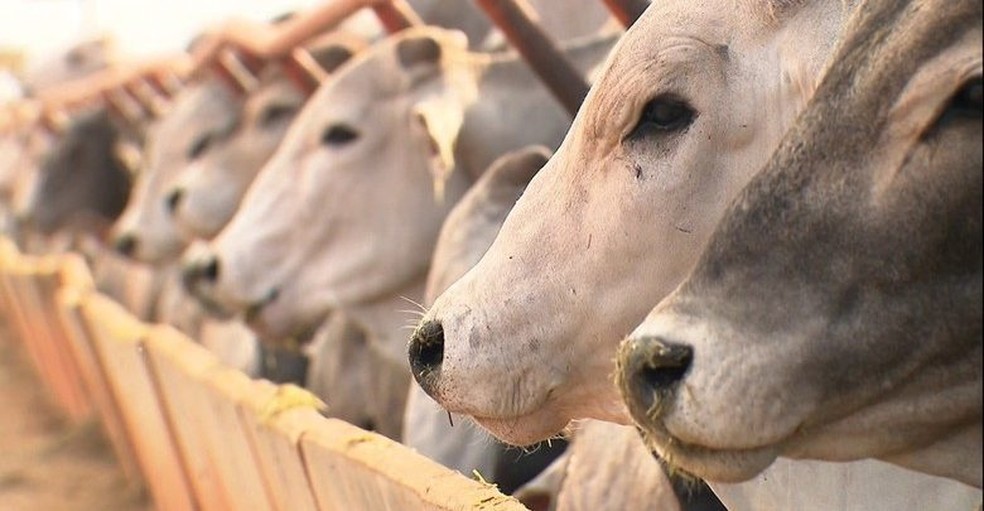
[474,0,589,117]
[282,49,328,95]
[371,0,423,33]
[213,49,259,95]
[601,0,649,28]
[123,79,165,118]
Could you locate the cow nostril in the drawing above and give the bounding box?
[637,339,693,391]
[182,255,220,291]
[408,320,445,388]
[114,233,137,257]
[165,188,184,214]
[202,257,220,283]
[618,337,694,421]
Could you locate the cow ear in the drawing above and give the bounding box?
[396,34,443,70]
[307,34,365,74]
[309,44,355,74]
[412,96,465,202]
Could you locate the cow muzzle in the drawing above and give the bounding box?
[112,231,138,257]
[180,252,232,318]
[617,336,693,424]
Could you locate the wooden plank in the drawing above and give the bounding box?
[142,326,240,511]
[300,418,528,511]
[0,236,19,320]
[0,257,76,414]
[200,368,279,511]
[0,251,38,347]
[55,284,143,484]
[32,255,93,421]
[79,293,198,511]
[240,388,325,511]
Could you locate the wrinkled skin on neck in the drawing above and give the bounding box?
[620,0,982,487]
[418,0,854,445]
[113,78,241,264]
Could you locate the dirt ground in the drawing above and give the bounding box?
[0,323,151,511]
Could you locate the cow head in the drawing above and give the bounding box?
[617,0,982,486]
[165,36,363,240]
[112,78,242,264]
[410,0,854,445]
[23,108,132,236]
[183,27,474,348]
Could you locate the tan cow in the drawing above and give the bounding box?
[617,0,982,489]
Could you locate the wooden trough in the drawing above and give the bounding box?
[0,236,528,511]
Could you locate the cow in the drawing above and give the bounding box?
[182,26,617,364]
[163,35,362,240]
[616,0,982,489]
[404,146,573,497]
[111,76,241,263]
[419,144,724,509]
[2,102,167,321]
[22,107,132,237]
[408,0,855,446]
[165,2,613,244]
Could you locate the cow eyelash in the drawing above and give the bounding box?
[628,95,697,139]
[321,124,360,146]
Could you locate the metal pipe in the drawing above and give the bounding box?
[474,0,589,116]
[601,0,649,28]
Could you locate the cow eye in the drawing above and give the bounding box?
[630,96,696,138]
[321,124,359,146]
[947,76,982,118]
[926,76,982,134]
[259,103,297,127]
[187,134,212,160]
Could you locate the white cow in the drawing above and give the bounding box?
[618,0,982,491]
[183,26,617,364]
[164,35,362,240]
[419,144,711,510]
[112,77,239,263]
[407,146,556,491]
[411,0,855,448]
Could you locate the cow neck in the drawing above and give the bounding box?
[343,274,427,368]
[455,33,619,183]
